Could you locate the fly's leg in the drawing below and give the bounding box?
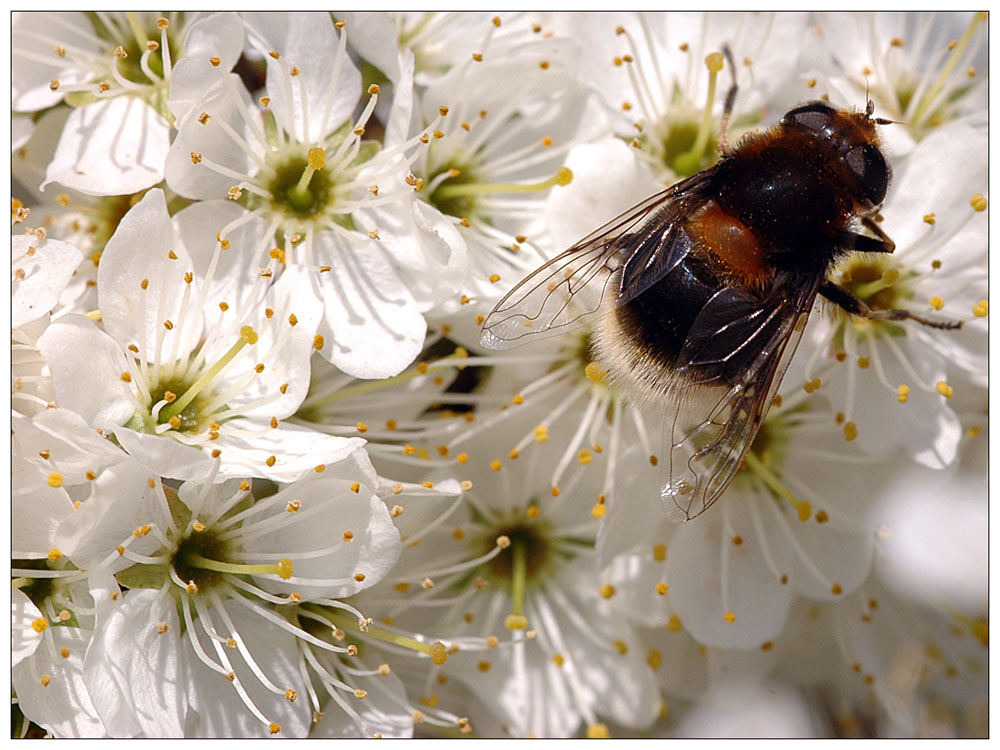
[819,280,962,330]
[718,45,739,156]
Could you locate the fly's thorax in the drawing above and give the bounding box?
[712,128,858,276]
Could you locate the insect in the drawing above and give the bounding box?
[479,51,961,522]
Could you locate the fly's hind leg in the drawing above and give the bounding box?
[819,280,963,330]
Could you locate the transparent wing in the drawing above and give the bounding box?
[659,278,819,522]
[479,171,715,350]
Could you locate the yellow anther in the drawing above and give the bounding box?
[32,617,49,633]
[843,422,859,441]
[587,723,610,739]
[923,213,936,224]
[653,544,667,562]
[831,583,843,595]
[936,381,954,398]
[970,194,987,212]
[305,147,326,171]
[584,361,607,383]
[504,614,528,630]
[47,473,63,488]
[599,584,615,599]
[857,356,870,369]
[277,558,293,579]
[591,503,606,518]
[48,548,62,561]
[656,582,668,595]
[724,611,736,623]
[897,384,910,403]
[490,459,502,472]
[705,51,725,72]
[929,296,945,310]
[534,425,549,443]
[973,299,988,317]
[240,326,258,344]
[667,615,683,631]
[554,167,573,186]
[577,450,593,465]
[429,641,448,665]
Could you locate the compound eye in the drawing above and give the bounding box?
[782,102,836,134]
[845,143,889,205]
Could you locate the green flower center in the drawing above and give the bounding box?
[267,155,336,219]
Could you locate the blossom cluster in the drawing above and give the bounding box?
[11,11,988,738]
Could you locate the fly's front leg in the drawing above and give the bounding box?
[839,215,896,254]
[819,280,962,330]
[718,45,738,156]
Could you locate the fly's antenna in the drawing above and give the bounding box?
[718,44,739,155]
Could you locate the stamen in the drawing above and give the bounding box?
[672,52,723,176]
[743,451,812,521]
[160,326,258,422]
[432,167,572,200]
[509,539,527,622]
[284,146,327,210]
[186,553,293,580]
[911,12,985,124]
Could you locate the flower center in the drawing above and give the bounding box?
[427,161,483,220]
[89,14,180,85]
[836,257,913,336]
[266,151,338,221]
[733,404,814,522]
[171,528,232,592]
[483,520,552,583]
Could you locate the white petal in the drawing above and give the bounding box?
[11,12,97,111]
[35,316,136,430]
[12,589,45,666]
[641,625,777,702]
[185,600,312,737]
[165,73,260,201]
[97,189,205,362]
[12,114,34,151]
[358,199,468,313]
[545,136,662,252]
[874,457,987,613]
[666,500,794,649]
[309,234,426,379]
[251,470,400,599]
[84,588,186,737]
[55,459,170,569]
[168,12,246,123]
[206,421,366,483]
[112,427,220,482]
[17,409,125,485]
[12,455,77,557]
[12,621,106,737]
[676,682,820,738]
[43,97,169,196]
[308,656,413,738]
[12,235,83,328]
[172,200,272,315]
[242,12,361,142]
[338,12,402,84]
[229,265,323,419]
